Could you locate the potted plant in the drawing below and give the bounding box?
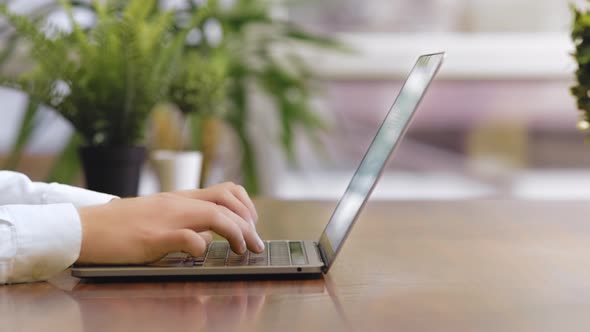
[572,3,590,133]
[1,0,343,195]
[0,0,205,196]
[169,0,342,194]
[149,104,203,192]
[149,50,227,192]
[164,50,228,189]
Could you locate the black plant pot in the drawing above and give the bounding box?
[79,146,146,197]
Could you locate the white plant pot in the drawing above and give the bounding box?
[151,150,203,192]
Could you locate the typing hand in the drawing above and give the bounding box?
[170,182,259,226]
[76,182,264,265]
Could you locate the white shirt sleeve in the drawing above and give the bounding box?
[0,171,118,284]
[0,171,117,207]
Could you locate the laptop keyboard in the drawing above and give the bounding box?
[150,241,307,267]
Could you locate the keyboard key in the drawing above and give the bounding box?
[193,256,205,263]
[207,242,229,260]
[204,260,226,267]
[226,250,248,266]
[270,241,291,266]
[182,258,195,267]
[248,244,269,266]
[289,241,307,265]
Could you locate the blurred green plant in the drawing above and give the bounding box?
[202,0,342,193]
[0,0,206,183]
[572,2,590,132]
[0,0,342,194]
[170,51,228,122]
[147,51,228,151]
[1,0,203,146]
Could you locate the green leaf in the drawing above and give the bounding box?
[58,0,90,55]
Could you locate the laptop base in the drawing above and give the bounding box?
[71,240,324,279]
[74,272,324,283]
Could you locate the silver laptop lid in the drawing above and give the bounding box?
[318,52,445,272]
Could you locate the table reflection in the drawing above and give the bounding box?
[73,279,326,332]
[0,282,83,332]
[2,277,328,332]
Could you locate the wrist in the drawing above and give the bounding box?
[76,204,102,264]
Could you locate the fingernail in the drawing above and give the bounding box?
[256,236,265,252]
[240,240,247,254]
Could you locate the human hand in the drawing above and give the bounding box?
[76,183,263,265]
[170,182,259,226]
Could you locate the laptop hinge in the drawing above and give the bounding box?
[316,243,329,273]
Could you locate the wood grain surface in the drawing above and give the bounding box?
[3,199,590,332]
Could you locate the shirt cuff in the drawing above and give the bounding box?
[4,204,82,284]
[45,183,118,208]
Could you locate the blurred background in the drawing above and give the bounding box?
[0,0,588,200]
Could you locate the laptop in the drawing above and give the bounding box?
[71,52,445,279]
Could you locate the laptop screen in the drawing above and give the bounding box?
[317,53,445,271]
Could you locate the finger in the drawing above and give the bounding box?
[203,205,247,255]
[175,198,247,255]
[174,184,255,225]
[198,231,213,245]
[161,229,210,258]
[215,190,255,226]
[230,184,258,223]
[218,206,264,254]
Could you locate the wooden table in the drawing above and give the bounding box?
[3,199,590,332]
